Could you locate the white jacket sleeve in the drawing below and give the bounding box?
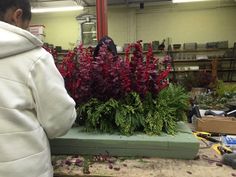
[28,50,76,139]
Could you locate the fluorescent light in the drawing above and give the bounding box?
[31,6,84,13]
[173,0,208,3]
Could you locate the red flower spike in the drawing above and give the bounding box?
[47,41,171,104]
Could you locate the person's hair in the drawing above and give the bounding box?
[0,0,31,21]
[93,36,118,58]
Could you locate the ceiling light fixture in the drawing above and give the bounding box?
[31,5,84,13]
[172,0,208,3]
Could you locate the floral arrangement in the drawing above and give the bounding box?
[54,40,189,135]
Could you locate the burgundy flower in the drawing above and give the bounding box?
[52,40,171,104]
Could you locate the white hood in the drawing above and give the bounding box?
[0,21,43,59]
[0,21,76,177]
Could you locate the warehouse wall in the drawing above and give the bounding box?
[31,11,82,49]
[31,7,129,49]
[136,4,236,48]
[31,2,236,49]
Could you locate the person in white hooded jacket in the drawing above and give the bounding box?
[0,0,77,177]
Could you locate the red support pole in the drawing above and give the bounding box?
[96,0,108,41]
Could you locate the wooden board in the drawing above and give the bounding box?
[50,122,199,160]
[52,147,235,177]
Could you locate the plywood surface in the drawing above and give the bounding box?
[53,146,236,177]
[52,122,236,177]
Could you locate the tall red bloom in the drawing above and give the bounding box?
[51,41,171,104]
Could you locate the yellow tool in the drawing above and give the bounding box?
[193,131,219,142]
[193,131,233,155]
[211,143,233,155]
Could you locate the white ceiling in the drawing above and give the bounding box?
[30,0,172,7]
[29,0,236,9]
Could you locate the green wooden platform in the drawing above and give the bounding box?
[50,122,199,159]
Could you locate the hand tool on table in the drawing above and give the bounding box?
[222,153,236,169]
[211,143,233,155]
[193,131,220,143]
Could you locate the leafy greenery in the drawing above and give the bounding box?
[115,92,144,135]
[216,80,236,97]
[153,84,189,134]
[77,84,189,136]
[77,98,119,133]
[54,41,189,135]
[143,92,163,135]
[196,93,226,110]
[82,158,90,174]
[195,80,236,110]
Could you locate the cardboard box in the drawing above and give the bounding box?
[29,25,45,35]
[195,116,236,135]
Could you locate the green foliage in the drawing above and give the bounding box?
[154,84,189,134]
[144,109,164,135]
[77,84,189,136]
[143,93,163,135]
[196,81,236,110]
[216,80,236,97]
[78,98,119,133]
[196,93,227,110]
[82,158,90,174]
[115,92,144,135]
[158,84,189,120]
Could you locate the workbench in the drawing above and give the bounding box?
[52,137,236,177]
[53,144,236,177]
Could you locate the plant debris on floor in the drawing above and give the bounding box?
[52,145,236,177]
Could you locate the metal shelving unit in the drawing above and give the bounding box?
[169,47,236,82]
